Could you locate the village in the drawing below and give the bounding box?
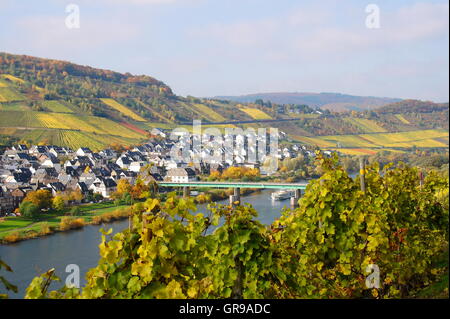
[0,128,321,216]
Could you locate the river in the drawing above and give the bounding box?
[0,189,293,298]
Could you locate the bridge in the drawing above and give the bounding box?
[157,181,309,207]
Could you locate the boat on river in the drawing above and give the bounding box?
[271,190,295,201]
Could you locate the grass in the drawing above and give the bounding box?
[240,108,272,120]
[0,202,131,243]
[100,98,147,122]
[0,217,35,233]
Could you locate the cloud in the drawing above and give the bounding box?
[388,2,449,42]
[10,14,140,56]
[189,2,449,61]
[80,0,199,5]
[189,19,278,48]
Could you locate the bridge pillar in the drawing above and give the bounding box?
[183,186,190,198]
[290,189,301,208]
[234,188,240,203]
[230,187,241,206]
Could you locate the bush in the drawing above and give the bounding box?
[59,217,85,231]
[39,222,51,236]
[194,193,212,204]
[3,231,21,243]
[93,193,103,202]
[92,209,131,225]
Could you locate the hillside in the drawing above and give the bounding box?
[0,52,448,153]
[214,92,402,112]
[376,99,449,114]
[0,52,288,149]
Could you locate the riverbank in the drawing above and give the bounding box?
[0,202,131,244]
[0,188,264,244]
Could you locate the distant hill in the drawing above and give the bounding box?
[214,92,402,112]
[376,99,449,114]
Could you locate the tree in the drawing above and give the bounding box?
[52,196,65,212]
[70,189,84,202]
[116,179,132,197]
[131,178,149,200]
[23,190,53,211]
[208,171,221,181]
[19,201,39,220]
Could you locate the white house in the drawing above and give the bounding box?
[41,158,61,172]
[165,168,197,183]
[129,161,146,173]
[89,177,117,198]
[76,147,93,157]
[116,156,132,169]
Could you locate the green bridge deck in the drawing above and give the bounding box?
[158,181,308,190]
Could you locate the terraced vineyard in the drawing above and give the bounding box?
[294,129,449,150]
[192,103,227,122]
[395,114,410,124]
[329,148,378,155]
[292,136,336,148]
[1,74,25,84]
[0,102,30,111]
[59,131,140,150]
[34,112,143,138]
[0,87,25,102]
[41,100,74,113]
[240,107,272,120]
[343,117,387,133]
[360,129,449,147]
[100,98,147,122]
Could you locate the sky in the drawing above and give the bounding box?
[0,0,448,102]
